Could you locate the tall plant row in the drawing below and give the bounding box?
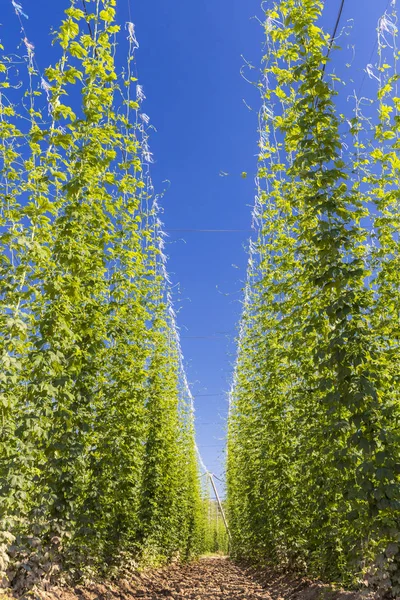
[0,0,206,590]
[227,0,400,595]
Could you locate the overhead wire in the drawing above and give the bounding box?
[182,336,230,340]
[198,445,226,448]
[165,225,376,233]
[81,0,96,42]
[322,0,346,76]
[194,394,226,397]
[166,228,253,233]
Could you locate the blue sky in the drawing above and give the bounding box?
[1,0,395,492]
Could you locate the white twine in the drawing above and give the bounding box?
[378,13,397,49]
[143,150,153,163]
[23,37,35,69]
[366,64,380,82]
[126,22,139,49]
[40,77,51,99]
[23,37,34,54]
[11,0,28,19]
[265,16,281,34]
[136,84,146,102]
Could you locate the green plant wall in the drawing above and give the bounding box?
[227,1,400,596]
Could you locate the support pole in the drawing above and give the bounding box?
[208,472,232,543]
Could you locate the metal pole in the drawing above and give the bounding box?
[208,472,232,543]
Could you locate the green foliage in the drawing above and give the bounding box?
[227,1,400,596]
[202,495,229,556]
[0,0,204,590]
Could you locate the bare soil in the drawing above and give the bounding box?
[40,557,378,600]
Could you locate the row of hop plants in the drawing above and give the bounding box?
[228,0,400,597]
[203,499,229,557]
[0,0,208,592]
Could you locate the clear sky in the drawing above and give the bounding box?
[1,0,395,493]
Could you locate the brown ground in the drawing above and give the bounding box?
[40,557,377,600]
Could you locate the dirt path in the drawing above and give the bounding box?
[127,557,271,600]
[43,557,376,600]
